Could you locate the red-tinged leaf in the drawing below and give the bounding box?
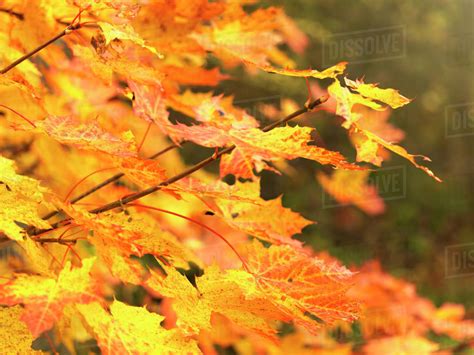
[160,65,228,86]
[127,80,184,143]
[167,177,263,204]
[168,91,259,129]
[115,156,168,187]
[60,205,195,265]
[228,240,360,333]
[317,170,386,215]
[0,258,98,337]
[170,123,364,179]
[35,116,137,157]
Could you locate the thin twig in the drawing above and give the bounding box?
[0,23,81,75]
[40,144,180,221]
[36,238,77,245]
[0,8,24,20]
[33,95,328,235]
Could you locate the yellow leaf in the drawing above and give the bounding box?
[0,305,41,354]
[345,78,411,109]
[0,156,51,240]
[145,265,284,339]
[77,300,200,354]
[0,258,98,337]
[98,22,163,57]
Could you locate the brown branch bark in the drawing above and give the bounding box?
[0,22,82,75]
[41,144,179,221]
[32,95,328,235]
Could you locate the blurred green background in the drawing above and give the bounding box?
[217,0,474,310]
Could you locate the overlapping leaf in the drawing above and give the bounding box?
[0,258,98,337]
[145,265,287,339]
[170,123,363,179]
[35,116,137,157]
[77,300,200,354]
[0,306,41,354]
[227,240,360,333]
[0,156,51,240]
[328,79,440,181]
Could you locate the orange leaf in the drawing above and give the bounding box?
[228,240,360,334]
[317,170,385,215]
[0,258,98,337]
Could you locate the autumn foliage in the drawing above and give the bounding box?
[0,1,471,354]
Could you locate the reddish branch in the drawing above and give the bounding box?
[0,9,89,75]
[32,95,329,236]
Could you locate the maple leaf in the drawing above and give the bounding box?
[227,240,360,334]
[166,177,263,204]
[115,156,168,187]
[127,80,180,141]
[145,264,288,339]
[344,78,412,109]
[192,19,283,67]
[0,258,98,337]
[77,300,200,354]
[159,65,228,87]
[211,180,313,247]
[35,116,137,157]
[352,125,442,182]
[0,156,51,240]
[168,91,259,130]
[328,79,441,182]
[250,61,348,80]
[317,170,385,215]
[328,79,384,128]
[98,22,162,57]
[61,205,195,265]
[170,124,363,179]
[72,44,164,86]
[0,306,41,354]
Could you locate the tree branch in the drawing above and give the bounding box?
[33,95,328,235]
[0,22,82,75]
[40,144,180,221]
